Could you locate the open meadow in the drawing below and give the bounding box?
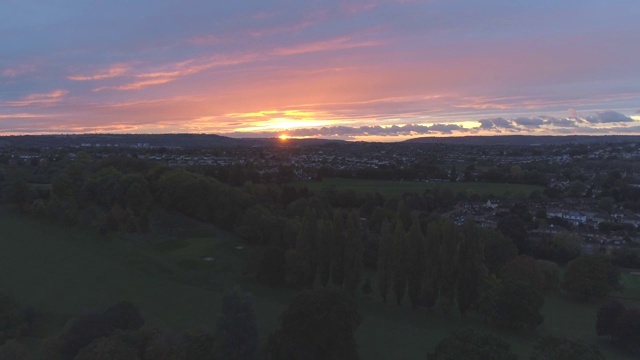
[0,207,638,359]
[294,177,544,199]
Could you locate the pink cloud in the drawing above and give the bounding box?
[94,78,176,91]
[68,64,129,81]
[249,20,317,38]
[274,36,382,55]
[93,53,262,91]
[2,90,68,107]
[2,64,36,77]
[135,71,182,79]
[341,2,378,14]
[0,113,45,119]
[188,35,223,46]
[251,11,276,20]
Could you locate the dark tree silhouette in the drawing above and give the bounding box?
[215,289,259,360]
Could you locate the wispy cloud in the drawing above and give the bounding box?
[68,64,129,81]
[2,90,68,107]
[94,78,175,91]
[340,2,378,15]
[274,36,381,55]
[2,64,36,77]
[0,113,45,119]
[188,35,223,46]
[94,53,261,91]
[249,19,318,38]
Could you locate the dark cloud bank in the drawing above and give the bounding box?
[237,111,637,138]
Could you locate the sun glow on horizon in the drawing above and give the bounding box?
[278,134,289,140]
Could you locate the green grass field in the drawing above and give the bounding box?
[611,271,640,302]
[0,207,637,359]
[0,207,292,358]
[294,178,543,199]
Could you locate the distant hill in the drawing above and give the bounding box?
[240,137,346,146]
[6,133,638,149]
[0,134,239,148]
[403,135,640,146]
[0,134,345,149]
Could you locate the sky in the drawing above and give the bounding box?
[1,0,640,141]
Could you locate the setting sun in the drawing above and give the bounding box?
[279,134,289,141]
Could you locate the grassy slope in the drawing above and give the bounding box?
[0,208,288,336]
[294,177,543,198]
[0,207,638,359]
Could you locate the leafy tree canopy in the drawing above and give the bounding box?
[562,256,611,301]
[265,287,361,360]
[494,280,544,331]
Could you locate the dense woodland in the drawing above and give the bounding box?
[0,148,640,359]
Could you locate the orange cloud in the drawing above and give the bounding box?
[44,124,144,133]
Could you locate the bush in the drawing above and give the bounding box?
[428,328,516,360]
[500,256,545,291]
[0,293,27,345]
[494,280,544,331]
[530,335,606,360]
[562,256,611,301]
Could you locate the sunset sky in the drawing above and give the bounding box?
[2,0,640,141]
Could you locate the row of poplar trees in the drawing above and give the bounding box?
[284,207,364,292]
[378,218,487,314]
[285,204,488,315]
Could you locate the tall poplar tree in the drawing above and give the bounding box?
[392,220,407,305]
[439,219,460,313]
[331,210,348,286]
[396,200,412,231]
[457,221,487,315]
[343,211,363,293]
[422,220,443,309]
[296,207,318,288]
[377,219,394,303]
[406,217,425,309]
[317,219,333,287]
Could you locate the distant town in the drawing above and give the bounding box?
[3,134,640,254]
